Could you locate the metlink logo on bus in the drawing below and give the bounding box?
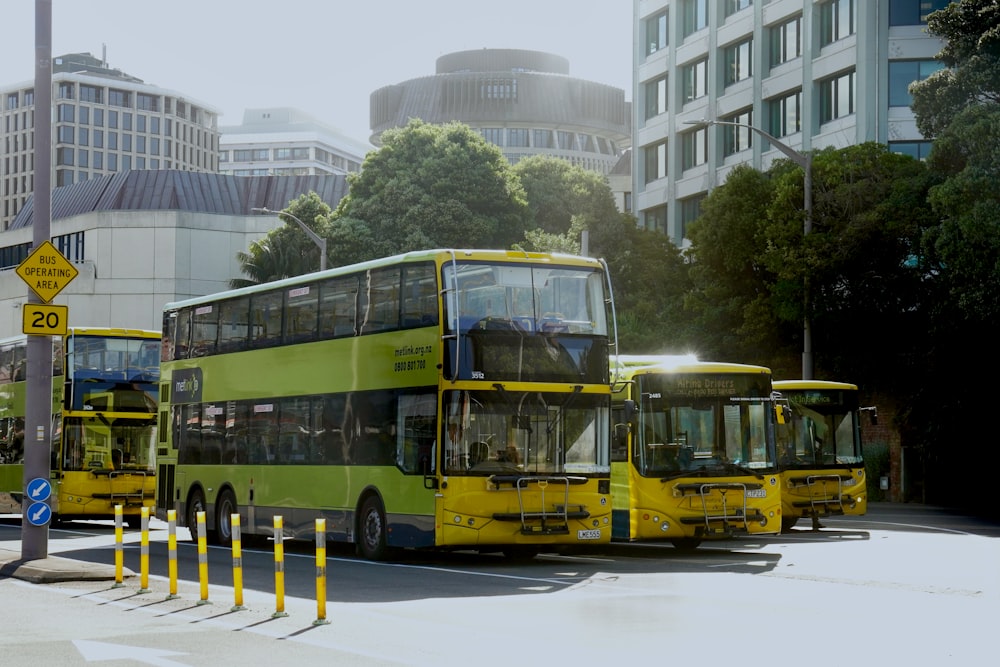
[15,240,79,303]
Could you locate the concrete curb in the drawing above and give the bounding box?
[0,548,134,584]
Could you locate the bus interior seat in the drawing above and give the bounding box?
[469,441,489,467]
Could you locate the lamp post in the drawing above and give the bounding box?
[687,119,813,379]
[251,207,328,272]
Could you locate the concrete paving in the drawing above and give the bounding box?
[0,546,132,583]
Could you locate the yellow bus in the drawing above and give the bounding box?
[157,249,616,559]
[611,355,782,549]
[772,380,873,531]
[0,328,160,526]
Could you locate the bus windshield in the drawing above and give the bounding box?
[62,415,158,472]
[443,389,610,476]
[778,390,863,466]
[633,372,776,477]
[443,261,610,384]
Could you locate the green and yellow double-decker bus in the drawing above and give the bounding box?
[157,249,617,559]
[0,328,160,525]
[772,380,872,531]
[611,355,782,549]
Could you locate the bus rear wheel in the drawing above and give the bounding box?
[357,495,388,561]
[215,489,237,548]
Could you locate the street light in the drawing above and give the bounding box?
[251,207,328,272]
[685,118,813,379]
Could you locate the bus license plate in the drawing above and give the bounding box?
[577,529,602,540]
[746,489,766,498]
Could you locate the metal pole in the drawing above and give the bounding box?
[688,119,813,379]
[22,0,53,561]
[251,207,327,271]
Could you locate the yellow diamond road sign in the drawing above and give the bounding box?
[15,240,79,303]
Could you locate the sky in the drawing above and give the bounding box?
[1,0,634,145]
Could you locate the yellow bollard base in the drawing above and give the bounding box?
[272,611,289,618]
[165,594,180,600]
[137,588,151,594]
[196,599,213,606]
[231,605,247,612]
[313,618,331,626]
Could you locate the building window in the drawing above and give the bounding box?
[820,0,855,46]
[57,126,75,144]
[57,104,75,122]
[725,0,752,17]
[151,138,160,155]
[533,129,553,148]
[557,131,575,150]
[645,75,668,119]
[137,115,146,133]
[722,109,753,156]
[150,117,160,134]
[58,82,75,99]
[136,136,146,154]
[137,93,159,111]
[93,108,104,127]
[479,79,517,101]
[108,110,118,129]
[644,140,668,184]
[93,151,103,169]
[123,113,132,131]
[93,130,103,148]
[770,15,802,67]
[56,147,74,166]
[108,153,118,170]
[768,90,802,138]
[682,0,709,38]
[79,85,102,103]
[646,10,668,55]
[108,132,118,150]
[724,39,753,86]
[644,204,668,234]
[508,128,529,148]
[682,58,709,103]
[109,89,131,108]
[889,60,945,106]
[820,70,856,123]
[78,149,89,168]
[79,128,89,147]
[889,0,951,26]
[679,194,706,239]
[5,93,18,110]
[889,140,933,160]
[56,169,73,186]
[122,134,132,152]
[480,128,503,145]
[681,128,708,171]
[79,106,89,125]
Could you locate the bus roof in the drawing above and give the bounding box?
[773,379,858,391]
[0,328,160,347]
[163,248,606,312]
[614,354,771,377]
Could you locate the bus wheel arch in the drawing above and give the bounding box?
[214,486,238,548]
[356,490,389,561]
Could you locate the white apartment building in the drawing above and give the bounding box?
[632,0,950,245]
[219,107,371,178]
[0,52,220,231]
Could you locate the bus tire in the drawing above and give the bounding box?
[215,489,237,548]
[357,495,388,561]
[781,517,799,532]
[670,537,701,551]
[186,487,207,543]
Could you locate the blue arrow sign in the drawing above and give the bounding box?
[27,477,51,502]
[27,502,51,526]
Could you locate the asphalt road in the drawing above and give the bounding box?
[1,503,997,666]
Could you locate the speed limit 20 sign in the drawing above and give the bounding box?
[22,303,68,336]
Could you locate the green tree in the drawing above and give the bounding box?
[329,120,528,263]
[910,0,1000,137]
[231,192,332,288]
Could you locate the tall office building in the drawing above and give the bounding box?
[0,52,220,231]
[632,0,949,245]
[370,49,631,176]
[220,107,371,178]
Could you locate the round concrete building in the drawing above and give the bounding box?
[370,49,630,175]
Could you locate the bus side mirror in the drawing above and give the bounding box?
[622,399,636,424]
[775,405,787,425]
[861,406,878,425]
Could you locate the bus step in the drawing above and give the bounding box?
[493,511,589,521]
[679,512,765,525]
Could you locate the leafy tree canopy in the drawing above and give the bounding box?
[330,119,528,262]
[231,192,332,288]
[911,0,1000,137]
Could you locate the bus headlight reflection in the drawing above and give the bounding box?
[660,522,669,532]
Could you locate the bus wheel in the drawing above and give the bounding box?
[186,488,207,543]
[357,495,388,561]
[670,537,701,551]
[502,547,539,561]
[215,489,237,548]
[781,517,799,532]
